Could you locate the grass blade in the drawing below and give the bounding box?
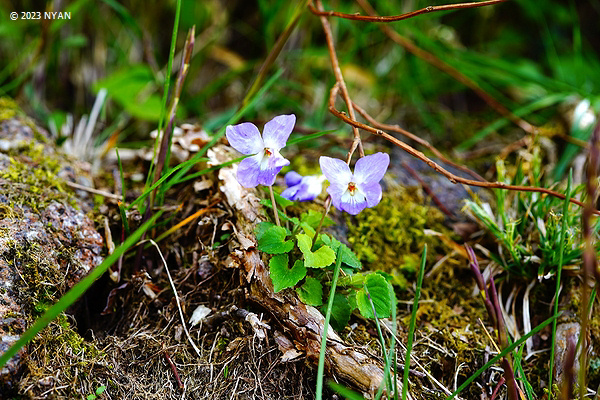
[549,169,572,388]
[287,129,338,146]
[447,313,559,400]
[328,381,365,400]
[403,245,426,400]
[316,245,344,400]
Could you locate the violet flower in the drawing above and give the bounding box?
[226,114,295,188]
[281,171,326,202]
[319,152,390,215]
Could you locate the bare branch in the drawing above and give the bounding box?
[315,0,365,163]
[328,82,600,215]
[352,102,487,182]
[309,0,507,23]
[354,0,536,136]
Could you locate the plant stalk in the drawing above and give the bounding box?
[268,185,281,226]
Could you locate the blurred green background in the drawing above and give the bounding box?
[0,0,598,165]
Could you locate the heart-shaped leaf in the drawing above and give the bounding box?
[296,276,323,306]
[323,293,353,331]
[296,234,335,268]
[300,209,334,229]
[269,254,307,292]
[320,235,362,269]
[257,224,294,254]
[356,273,392,319]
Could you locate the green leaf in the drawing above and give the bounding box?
[257,225,294,254]
[93,65,163,121]
[96,386,107,395]
[269,255,307,292]
[296,276,323,306]
[297,234,335,268]
[356,274,392,319]
[261,187,294,209]
[321,235,362,269]
[300,209,334,229]
[255,221,276,241]
[325,293,353,331]
[328,381,366,400]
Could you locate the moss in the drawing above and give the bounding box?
[0,142,76,210]
[23,314,105,397]
[288,154,321,177]
[0,97,19,121]
[2,231,104,397]
[346,187,455,289]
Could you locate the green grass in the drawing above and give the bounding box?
[402,245,427,400]
[548,170,572,390]
[316,245,343,400]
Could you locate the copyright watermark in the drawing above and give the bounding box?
[9,11,71,20]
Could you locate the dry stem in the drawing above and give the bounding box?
[315,0,364,164]
[354,0,536,135]
[328,82,600,215]
[309,0,506,23]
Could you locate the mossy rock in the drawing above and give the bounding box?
[0,105,104,394]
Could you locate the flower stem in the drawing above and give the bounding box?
[312,196,332,249]
[268,185,281,226]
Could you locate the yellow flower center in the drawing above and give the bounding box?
[347,182,357,196]
[264,148,273,157]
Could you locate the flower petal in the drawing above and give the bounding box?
[282,176,324,202]
[281,185,301,201]
[284,171,303,187]
[319,156,352,186]
[256,152,290,186]
[226,122,264,155]
[263,114,295,150]
[339,190,368,215]
[302,175,325,200]
[326,182,347,210]
[353,152,390,186]
[359,181,383,207]
[236,154,263,188]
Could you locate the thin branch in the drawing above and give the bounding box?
[352,101,487,182]
[309,0,506,23]
[64,180,123,201]
[328,82,600,215]
[315,0,365,163]
[354,0,536,136]
[402,161,456,218]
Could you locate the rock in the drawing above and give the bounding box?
[0,103,103,387]
[553,322,580,388]
[390,146,489,220]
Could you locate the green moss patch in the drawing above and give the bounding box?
[346,187,456,289]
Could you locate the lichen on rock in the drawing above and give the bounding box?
[0,101,104,392]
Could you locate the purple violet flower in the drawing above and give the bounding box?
[226,114,295,188]
[319,152,390,215]
[281,171,326,202]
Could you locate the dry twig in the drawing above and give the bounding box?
[354,0,536,136]
[328,82,600,215]
[315,0,364,164]
[309,0,506,23]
